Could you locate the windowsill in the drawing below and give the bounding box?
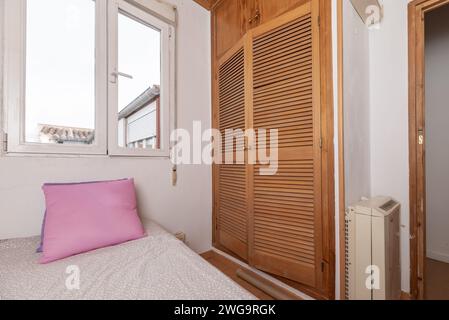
[1,152,171,160]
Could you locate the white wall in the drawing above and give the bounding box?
[343,0,371,207]
[425,6,449,264]
[341,0,412,293]
[333,0,371,299]
[0,0,213,254]
[368,0,412,292]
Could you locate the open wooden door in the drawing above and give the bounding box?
[215,41,249,260]
[248,1,323,288]
[408,0,449,300]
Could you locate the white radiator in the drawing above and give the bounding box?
[345,197,401,300]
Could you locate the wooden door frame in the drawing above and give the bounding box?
[211,0,335,300]
[408,0,449,300]
[319,0,336,301]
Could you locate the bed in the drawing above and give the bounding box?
[0,219,255,300]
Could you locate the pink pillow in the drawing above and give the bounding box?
[40,179,145,264]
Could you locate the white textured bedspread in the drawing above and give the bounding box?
[0,220,255,300]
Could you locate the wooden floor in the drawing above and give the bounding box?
[201,251,274,300]
[425,258,449,300]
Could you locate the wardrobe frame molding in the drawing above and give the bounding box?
[211,0,335,300]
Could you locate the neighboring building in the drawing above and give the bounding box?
[118,85,161,150]
[39,124,94,145]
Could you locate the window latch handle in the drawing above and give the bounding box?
[111,71,134,83]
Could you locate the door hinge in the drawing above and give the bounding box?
[319,138,323,149]
[2,132,7,152]
[318,16,321,27]
[321,261,325,272]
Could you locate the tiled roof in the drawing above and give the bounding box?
[39,124,95,144]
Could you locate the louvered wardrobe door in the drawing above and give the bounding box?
[250,1,322,287]
[216,45,248,260]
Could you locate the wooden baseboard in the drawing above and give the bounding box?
[212,246,327,300]
[202,250,304,300]
[236,268,302,300]
[211,248,316,299]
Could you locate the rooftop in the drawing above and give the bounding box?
[39,124,95,144]
[118,85,160,120]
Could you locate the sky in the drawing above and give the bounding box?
[118,12,161,112]
[25,0,161,143]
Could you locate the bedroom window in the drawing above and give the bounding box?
[2,0,175,157]
[108,0,173,157]
[25,0,98,147]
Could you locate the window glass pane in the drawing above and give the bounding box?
[25,0,96,145]
[117,12,161,150]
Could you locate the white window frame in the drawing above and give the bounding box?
[107,0,174,158]
[1,0,175,158]
[3,0,108,155]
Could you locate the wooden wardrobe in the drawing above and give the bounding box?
[211,0,335,300]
